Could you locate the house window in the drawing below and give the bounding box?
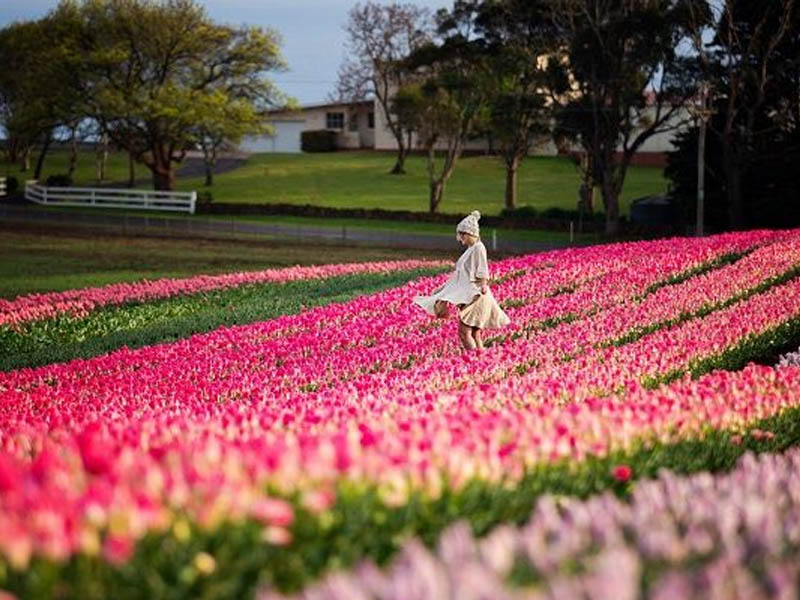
[368,111,375,129]
[326,112,344,129]
[348,113,359,131]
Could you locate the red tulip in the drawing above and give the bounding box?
[612,465,633,482]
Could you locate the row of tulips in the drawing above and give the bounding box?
[0,268,446,372]
[269,447,800,600]
[0,259,450,328]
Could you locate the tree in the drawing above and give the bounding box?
[690,0,797,229]
[667,0,800,230]
[0,6,84,179]
[334,1,432,175]
[548,0,703,235]
[0,22,34,167]
[80,0,287,191]
[193,91,273,187]
[399,2,491,213]
[473,0,555,210]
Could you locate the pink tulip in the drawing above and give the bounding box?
[612,465,633,482]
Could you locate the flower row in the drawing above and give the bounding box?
[0,268,442,372]
[0,259,449,328]
[268,447,800,600]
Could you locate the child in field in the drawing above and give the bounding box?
[414,210,510,350]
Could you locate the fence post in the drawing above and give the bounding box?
[189,191,196,215]
[569,221,574,244]
[43,186,48,205]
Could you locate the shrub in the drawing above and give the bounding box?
[4,175,19,194]
[540,206,605,223]
[301,130,338,152]
[45,173,73,187]
[499,205,538,219]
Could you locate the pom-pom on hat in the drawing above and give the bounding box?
[457,210,481,238]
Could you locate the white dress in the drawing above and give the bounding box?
[414,241,510,329]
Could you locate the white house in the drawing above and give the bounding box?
[241,95,686,166]
[240,100,375,154]
[240,96,560,156]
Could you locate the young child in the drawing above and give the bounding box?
[414,210,510,350]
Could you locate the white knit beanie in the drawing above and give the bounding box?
[456,210,481,238]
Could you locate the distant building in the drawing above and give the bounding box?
[240,100,374,154]
[241,94,687,167]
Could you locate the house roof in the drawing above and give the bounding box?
[268,99,373,116]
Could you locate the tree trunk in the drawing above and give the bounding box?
[390,145,408,175]
[96,133,108,182]
[21,147,30,172]
[604,200,620,236]
[579,153,594,214]
[721,138,743,230]
[33,135,52,181]
[696,115,707,236]
[68,129,78,181]
[4,137,19,164]
[601,175,620,236]
[578,182,594,214]
[577,182,593,233]
[429,179,444,213]
[504,158,519,210]
[128,151,136,188]
[152,167,175,191]
[146,143,175,190]
[727,166,744,230]
[203,144,215,186]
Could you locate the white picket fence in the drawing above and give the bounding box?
[0,177,6,197]
[25,182,196,214]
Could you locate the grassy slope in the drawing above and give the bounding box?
[7,149,668,216]
[0,228,453,299]
[180,152,667,215]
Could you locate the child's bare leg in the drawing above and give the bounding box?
[472,327,484,349]
[459,320,476,350]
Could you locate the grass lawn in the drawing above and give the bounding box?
[2,149,132,188]
[8,149,668,217]
[0,227,454,298]
[179,152,667,216]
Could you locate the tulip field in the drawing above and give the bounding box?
[3,230,800,598]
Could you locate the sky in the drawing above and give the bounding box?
[0,0,447,105]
